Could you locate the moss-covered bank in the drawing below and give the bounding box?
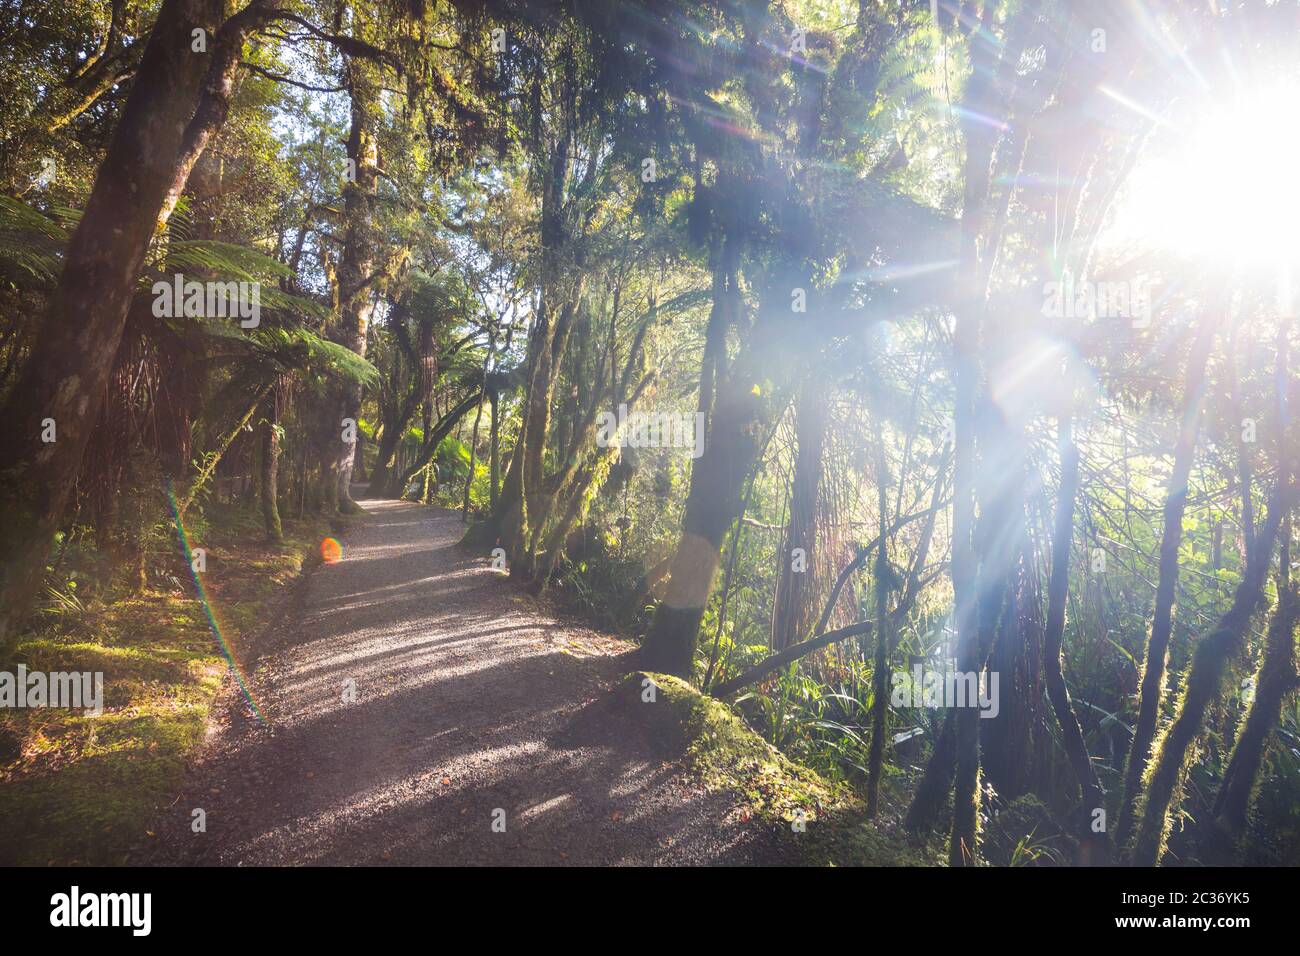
[622,672,937,866]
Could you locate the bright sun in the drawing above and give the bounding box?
[1107,82,1300,274]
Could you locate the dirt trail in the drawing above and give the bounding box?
[138,496,772,865]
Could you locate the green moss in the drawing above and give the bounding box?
[624,672,932,866]
[0,510,333,865]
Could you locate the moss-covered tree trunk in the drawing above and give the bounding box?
[512,296,576,568]
[498,132,571,564]
[1132,329,1291,865]
[1213,583,1298,834]
[515,298,576,567]
[1130,502,1284,865]
[535,376,655,591]
[333,58,381,514]
[0,0,226,653]
[533,325,655,588]
[1116,315,1216,846]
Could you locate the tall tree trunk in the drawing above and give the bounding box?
[155,0,278,229]
[372,429,401,497]
[1132,326,1291,865]
[316,422,340,514]
[489,386,500,512]
[1131,493,1286,865]
[906,709,957,836]
[350,422,368,484]
[1043,416,1108,863]
[697,232,739,437]
[501,131,572,562]
[260,388,283,542]
[1213,579,1298,834]
[512,297,577,569]
[480,408,525,548]
[947,22,997,867]
[640,387,767,676]
[334,58,381,514]
[462,339,494,520]
[0,0,226,652]
[639,265,798,678]
[942,0,1048,864]
[1116,314,1216,847]
[974,407,1039,803]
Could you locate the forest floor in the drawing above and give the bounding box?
[0,502,337,865]
[133,495,845,865]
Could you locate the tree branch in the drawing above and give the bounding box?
[710,620,875,698]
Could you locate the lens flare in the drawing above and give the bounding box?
[164,480,267,725]
[321,537,343,563]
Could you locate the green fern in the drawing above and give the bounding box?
[0,195,69,282]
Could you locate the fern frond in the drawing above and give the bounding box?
[164,240,293,281]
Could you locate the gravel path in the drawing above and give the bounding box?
[138,496,772,866]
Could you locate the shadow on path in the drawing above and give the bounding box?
[137,497,773,865]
